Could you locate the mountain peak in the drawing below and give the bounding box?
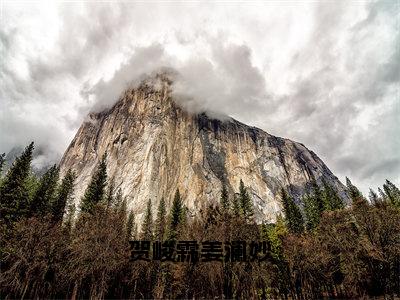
[60,80,348,224]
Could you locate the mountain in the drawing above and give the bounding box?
[59,74,348,223]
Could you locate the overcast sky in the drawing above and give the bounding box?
[1,1,399,194]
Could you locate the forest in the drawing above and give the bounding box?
[1,142,399,299]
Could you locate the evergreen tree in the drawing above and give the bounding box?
[232,193,241,217]
[105,179,115,209]
[378,187,387,202]
[168,189,183,240]
[155,197,167,241]
[322,179,344,210]
[80,153,108,214]
[346,177,364,203]
[0,142,34,223]
[311,180,324,212]
[51,169,76,222]
[261,215,287,261]
[303,193,320,231]
[220,185,230,211]
[64,202,76,231]
[368,188,379,205]
[141,199,153,240]
[0,152,5,177]
[238,179,253,220]
[26,173,40,202]
[30,165,59,217]
[281,188,304,234]
[180,205,189,231]
[383,179,400,208]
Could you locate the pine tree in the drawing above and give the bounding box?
[346,177,364,204]
[322,179,344,210]
[281,188,304,234]
[368,188,379,205]
[168,189,183,240]
[80,153,108,214]
[303,193,320,231]
[155,197,167,241]
[383,179,400,208]
[105,179,115,209]
[30,165,59,217]
[141,199,153,240]
[220,185,230,211]
[378,187,387,202]
[232,193,241,217]
[238,179,253,220]
[0,152,5,177]
[311,180,324,212]
[64,202,76,231]
[51,169,76,222]
[0,142,34,223]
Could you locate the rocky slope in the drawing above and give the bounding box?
[59,75,348,223]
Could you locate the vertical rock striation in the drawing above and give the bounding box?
[59,75,348,223]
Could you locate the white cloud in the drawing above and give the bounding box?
[0,1,399,194]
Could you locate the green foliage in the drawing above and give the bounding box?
[304,180,345,231]
[1,140,400,299]
[105,179,115,209]
[346,177,364,204]
[311,180,324,212]
[168,189,183,240]
[30,165,59,217]
[0,142,34,223]
[369,188,379,205]
[383,179,400,208]
[321,179,344,210]
[26,173,40,201]
[80,153,108,214]
[155,197,166,241]
[0,152,5,176]
[303,180,324,231]
[238,179,254,220]
[262,215,287,261]
[303,192,321,231]
[281,188,304,234]
[1,146,400,299]
[64,202,76,232]
[232,193,241,217]
[51,169,76,222]
[220,184,229,211]
[141,199,153,240]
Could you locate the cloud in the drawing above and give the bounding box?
[0,1,399,194]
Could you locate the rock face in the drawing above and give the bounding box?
[59,75,348,224]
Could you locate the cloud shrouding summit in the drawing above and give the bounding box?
[1,1,399,194]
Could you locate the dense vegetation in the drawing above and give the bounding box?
[0,143,399,299]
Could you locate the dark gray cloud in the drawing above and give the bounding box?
[0,1,398,194]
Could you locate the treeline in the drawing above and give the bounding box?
[0,142,399,299]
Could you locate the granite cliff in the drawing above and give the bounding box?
[59,75,348,223]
